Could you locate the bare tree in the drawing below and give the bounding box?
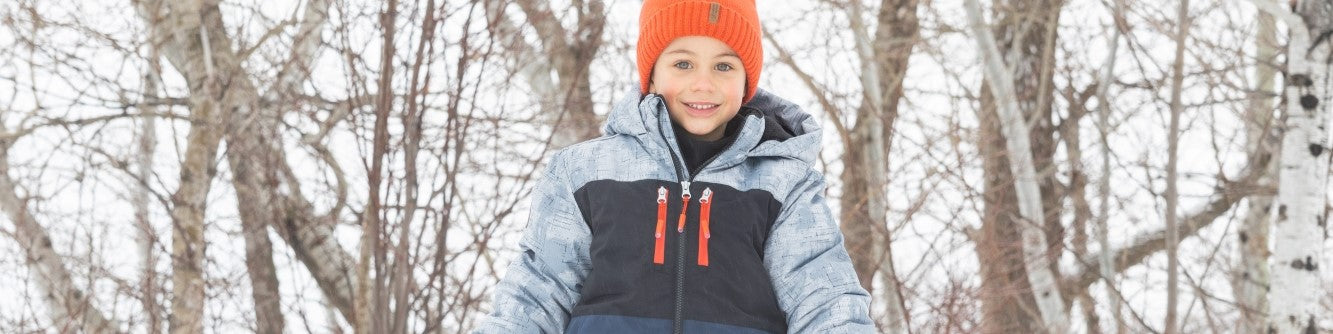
[964,0,1069,331]
[130,0,246,331]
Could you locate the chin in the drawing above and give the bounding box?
[683,124,716,136]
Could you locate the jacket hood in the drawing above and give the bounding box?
[601,88,823,170]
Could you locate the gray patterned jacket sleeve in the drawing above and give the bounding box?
[764,170,875,333]
[473,151,591,334]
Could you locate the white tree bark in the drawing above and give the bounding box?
[481,0,556,110]
[845,1,913,332]
[965,0,1066,331]
[132,3,231,332]
[1236,8,1279,334]
[139,0,358,327]
[163,26,227,334]
[963,0,1069,332]
[223,0,358,325]
[135,40,166,334]
[1257,1,1328,333]
[137,1,246,331]
[137,1,309,331]
[164,78,222,334]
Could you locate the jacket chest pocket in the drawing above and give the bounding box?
[702,190,774,263]
[578,181,665,273]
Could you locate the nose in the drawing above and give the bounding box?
[688,70,717,93]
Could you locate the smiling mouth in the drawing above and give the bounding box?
[683,102,720,116]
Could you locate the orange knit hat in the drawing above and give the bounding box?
[638,0,762,103]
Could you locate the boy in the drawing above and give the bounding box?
[474,1,873,333]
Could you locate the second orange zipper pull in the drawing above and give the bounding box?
[698,188,713,266]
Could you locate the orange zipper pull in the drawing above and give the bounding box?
[698,188,712,267]
[678,182,691,233]
[654,186,668,265]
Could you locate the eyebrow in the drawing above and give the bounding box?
[664,49,741,59]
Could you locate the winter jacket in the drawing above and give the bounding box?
[473,88,874,334]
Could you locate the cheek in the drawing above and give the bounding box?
[649,71,678,96]
[726,77,745,102]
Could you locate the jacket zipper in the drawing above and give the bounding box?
[655,186,668,265]
[649,94,746,334]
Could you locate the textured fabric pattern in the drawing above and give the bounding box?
[473,88,872,333]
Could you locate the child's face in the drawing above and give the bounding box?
[649,36,746,141]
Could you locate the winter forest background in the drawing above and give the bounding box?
[0,0,1330,333]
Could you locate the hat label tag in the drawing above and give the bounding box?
[708,3,720,24]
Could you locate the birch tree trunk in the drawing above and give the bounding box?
[1260,1,1330,333]
[229,131,357,323]
[216,0,358,324]
[155,1,237,330]
[236,151,285,334]
[227,110,358,324]
[238,183,285,334]
[764,2,918,330]
[159,0,352,326]
[838,1,919,332]
[964,0,1068,332]
[165,91,219,334]
[1235,8,1278,334]
[135,0,306,330]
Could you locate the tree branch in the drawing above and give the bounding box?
[1065,161,1269,297]
[762,28,853,146]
